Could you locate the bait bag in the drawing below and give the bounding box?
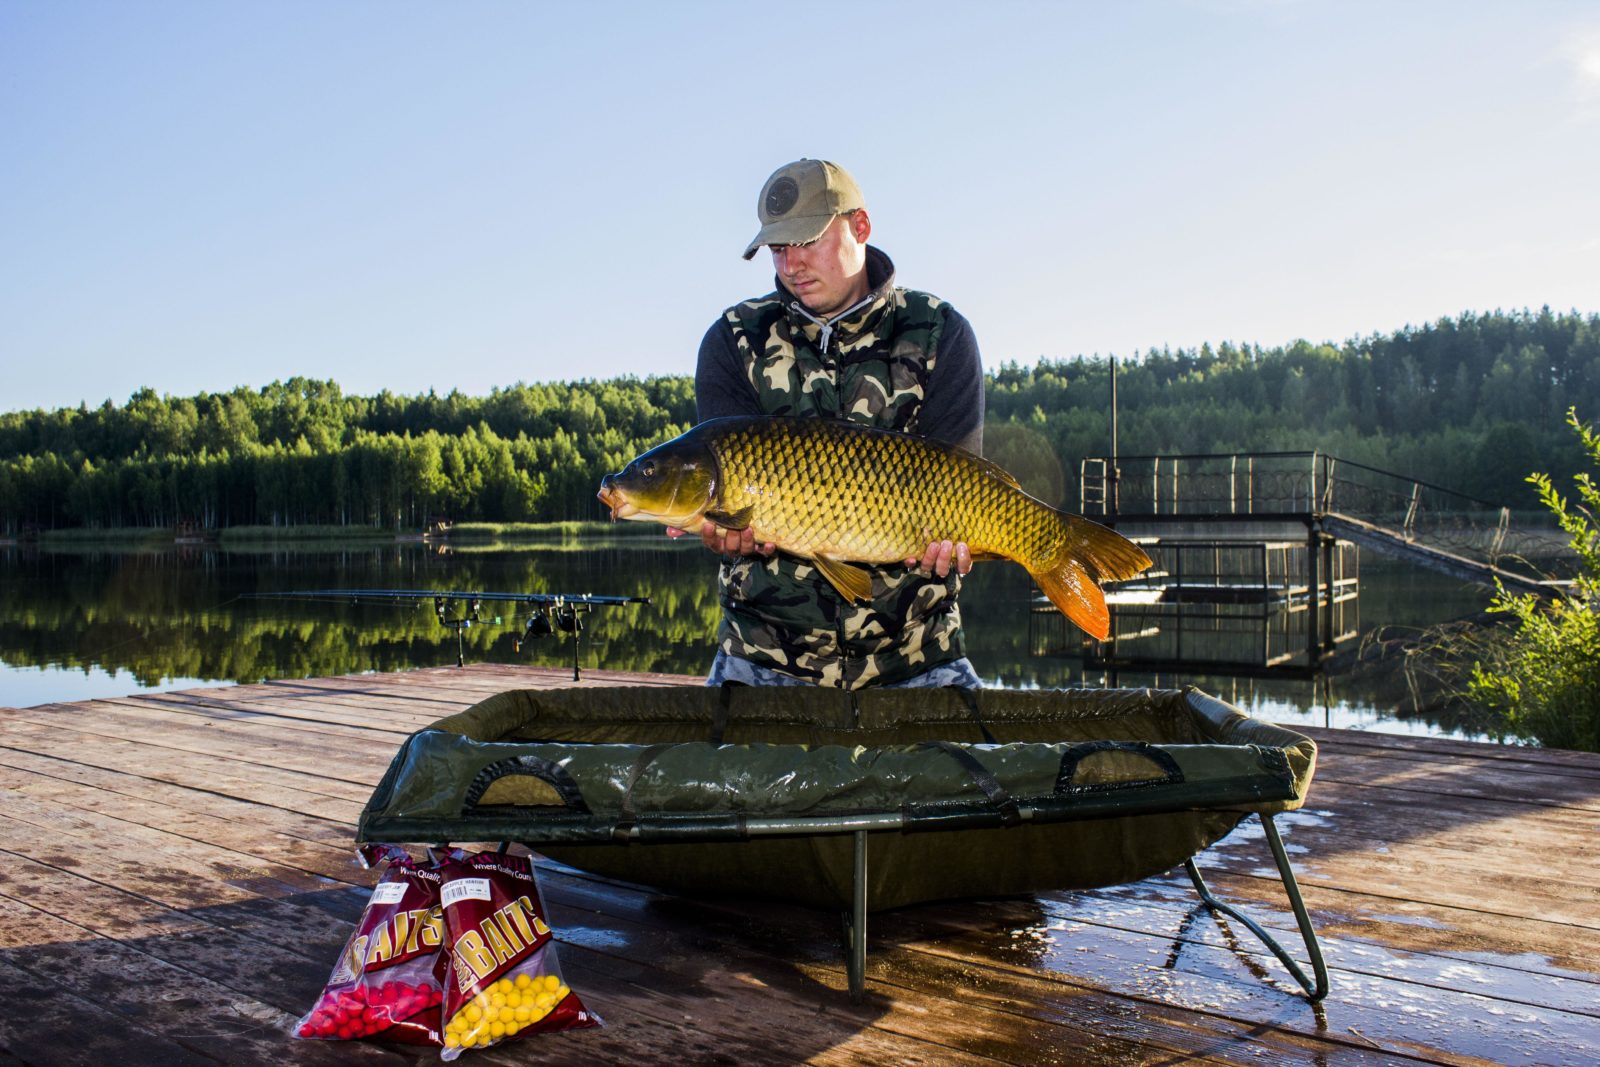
[295,844,447,1045]
[437,850,598,1058]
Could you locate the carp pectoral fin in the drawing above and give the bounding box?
[703,505,756,530]
[812,553,873,604]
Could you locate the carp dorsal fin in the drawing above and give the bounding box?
[812,553,873,604]
[923,436,1022,490]
[703,505,756,530]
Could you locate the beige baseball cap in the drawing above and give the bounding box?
[741,159,866,260]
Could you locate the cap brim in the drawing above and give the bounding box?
[741,214,835,260]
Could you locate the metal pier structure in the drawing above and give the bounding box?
[1080,449,1569,597]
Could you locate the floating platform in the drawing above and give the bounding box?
[1,664,1596,1065]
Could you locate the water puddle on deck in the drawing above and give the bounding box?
[927,791,1596,1065]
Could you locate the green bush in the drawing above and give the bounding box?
[1466,409,1600,750]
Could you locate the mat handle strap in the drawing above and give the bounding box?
[1054,740,1184,795]
[462,754,592,815]
[918,740,1021,826]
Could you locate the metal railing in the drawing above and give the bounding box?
[1082,451,1566,580]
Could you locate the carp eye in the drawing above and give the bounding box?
[641,461,656,478]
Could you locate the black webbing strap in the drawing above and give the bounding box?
[948,685,998,745]
[711,683,739,744]
[612,742,676,841]
[918,740,1021,826]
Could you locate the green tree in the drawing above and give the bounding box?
[1466,409,1600,751]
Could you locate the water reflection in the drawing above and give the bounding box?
[0,538,720,697]
[1,540,1493,739]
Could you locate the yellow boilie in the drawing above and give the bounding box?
[443,973,569,1050]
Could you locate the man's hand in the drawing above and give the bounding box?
[904,539,972,578]
[668,523,776,558]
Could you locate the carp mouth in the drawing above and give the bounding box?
[596,480,638,521]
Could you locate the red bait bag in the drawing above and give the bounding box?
[295,845,447,1045]
[438,850,598,1058]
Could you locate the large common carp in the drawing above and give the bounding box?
[596,416,1152,639]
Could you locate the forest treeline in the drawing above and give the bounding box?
[2,308,1596,532]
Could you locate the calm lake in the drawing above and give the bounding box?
[0,535,1495,740]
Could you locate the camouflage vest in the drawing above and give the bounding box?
[715,274,966,688]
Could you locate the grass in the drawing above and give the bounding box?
[37,526,175,544]
[218,524,397,543]
[447,521,656,542]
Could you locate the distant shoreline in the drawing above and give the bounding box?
[12,520,659,547]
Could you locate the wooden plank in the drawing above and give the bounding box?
[124,690,424,735]
[0,793,1088,1067]
[1305,727,1600,776]
[278,665,693,703]
[1310,751,1600,811]
[0,953,228,1067]
[0,725,361,823]
[1,712,381,800]
[536,862,1472,1066]
[0,723,371,816]
[5,667,1598,1067]
[1193,795,1600,919]
[12,751,1587,1062]
[0,747,357,850]
[30,696,413,764]
[237,676,478,710]
[137,689,438,734]
[0,764,359,869]
[0,893,408,1066]
[4,753,1269,1062]
[0,791,341,904]
[0,820,1023,1067]
[1040,878,1600,1015]
[577,858,1591,1066]
[0,857,634,1066]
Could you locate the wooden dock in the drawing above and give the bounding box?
[1,664,1596,1066]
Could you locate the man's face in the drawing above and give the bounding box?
[770,211,871,318]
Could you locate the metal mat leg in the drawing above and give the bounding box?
[842,830,867,1002]
[1184,812,1329,1002]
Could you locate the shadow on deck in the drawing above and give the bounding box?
[0,663,1596,1065]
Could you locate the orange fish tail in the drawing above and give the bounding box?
[1029,516,1153,641]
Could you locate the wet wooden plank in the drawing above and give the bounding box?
[1308,749,1600,812]
[0,728,359,824]
[17,739,1581,1064]
[1,712,380,799]
[0,954,228,1067]
[2,665,1597,1067]
[0,748,357,850]
[541,846,1597,1065]
[1302,724,1600,776]
[136,689,441,734]
[537,862,1405,1066]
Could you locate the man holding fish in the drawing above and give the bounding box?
[688,158,990,689]
[597,159,1149,690]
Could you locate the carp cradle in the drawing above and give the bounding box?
[358,685,1327,1001]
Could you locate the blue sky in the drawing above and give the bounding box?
[3,0,1598,413]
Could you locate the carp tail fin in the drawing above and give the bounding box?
[1030,518,1153,641]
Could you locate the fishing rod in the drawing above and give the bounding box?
[247,589,650,678]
